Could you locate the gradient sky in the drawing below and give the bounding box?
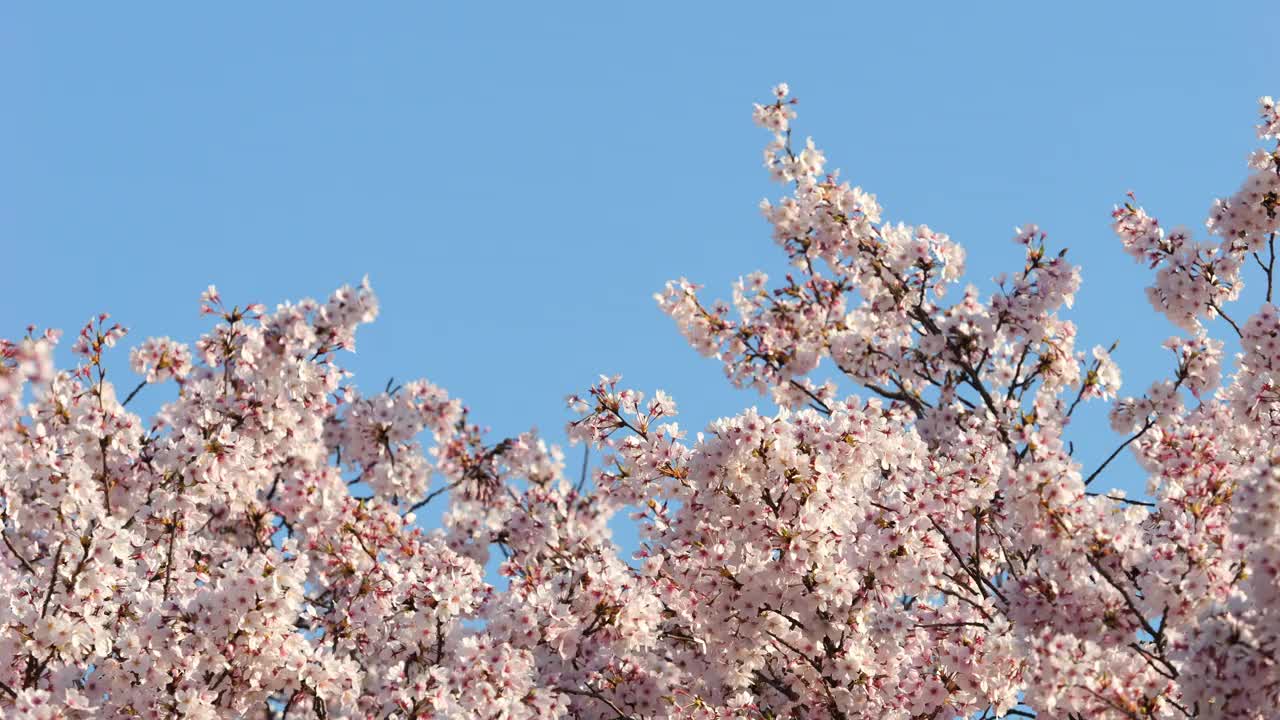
[4,3,1278,536]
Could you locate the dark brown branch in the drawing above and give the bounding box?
[121,380,147,407]
[556,685,636,720]
[1086,492,1155,508]
[928,516,1008,605]
[1208,300,1244,338]
[405,477,465,516]
[1087,555,1177,680]
[1083,420,1154,487]
[39,542,65,618]
[1,530,36,574]
[163,516,179,601]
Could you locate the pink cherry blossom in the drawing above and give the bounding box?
[2,85,1279,720]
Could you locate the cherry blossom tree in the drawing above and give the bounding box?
[2,87,1278,720]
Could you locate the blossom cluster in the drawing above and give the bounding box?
[1,86,1279,720]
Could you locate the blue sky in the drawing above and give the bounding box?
[3,2,1278,521]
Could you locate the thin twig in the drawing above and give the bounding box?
[1208,300,1244,338]
[40,542,65,618]
[1084,420,1155,487]
[555,685,636,720]
[574,445,591,495]
[121,380,147,407]
[1,530,36,574]
[1086,492,1155,508]
[405,477,465,516]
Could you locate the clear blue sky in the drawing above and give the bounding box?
[3,3,1278,514]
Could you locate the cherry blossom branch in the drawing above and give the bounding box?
[764,630,850,720]
[162,515,180,601]
[1083,419,1155,487]
[1268,231,1276,303]
[1075,685,1142,720]
[788,378,834,415]
[404,478,462,515]
[281,689,303,718]
[1066,343,1116,418]
[1207,300,1244,338]
[1085,492,1155,508]
[39,542,65,619]
[0,88,1275,718]
[555,685,636,720]
[916,620,989,631]
[928,516,1008,605]
[1,528,35,575]
[752,669,800,702]
[574,445,591,495]
[121,379,146,407]
[1086,554,1177,680]
[1253,232,1277,302]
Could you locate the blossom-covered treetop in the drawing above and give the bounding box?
[1,86,1278,719]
